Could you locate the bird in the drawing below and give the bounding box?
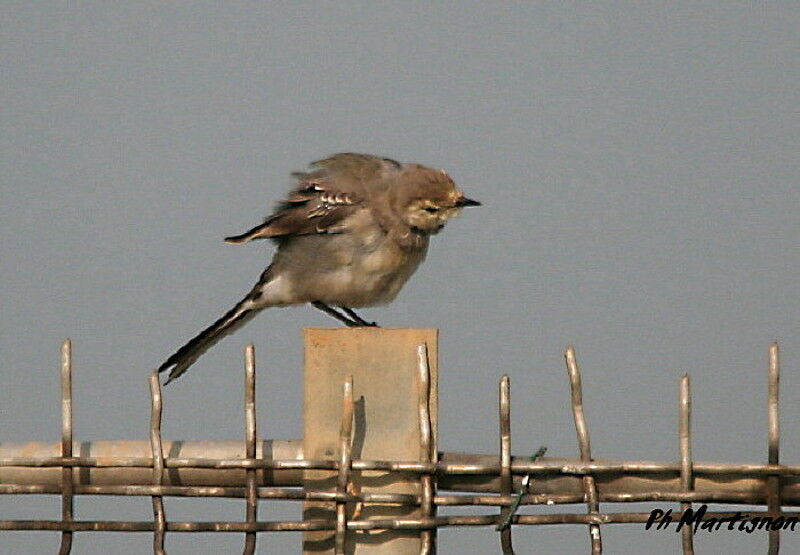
[158,153,480,384]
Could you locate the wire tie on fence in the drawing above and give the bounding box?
[496,446,547,531]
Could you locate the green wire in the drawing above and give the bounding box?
[496,446,548,531]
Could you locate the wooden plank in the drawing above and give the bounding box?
[303,328,438,554]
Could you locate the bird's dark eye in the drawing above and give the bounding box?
[423,206,440,213]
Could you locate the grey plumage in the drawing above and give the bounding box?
[158,153,479,384]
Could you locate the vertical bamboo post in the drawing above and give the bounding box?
[58,339,73,555]
[767,342,781,555]
[417,344,436,554]
[148,372,166,555]
[498,375,513,554]
[243,344,258,555]
[678,374,694,555]
[565,347,602,554]
[335,377,354,554]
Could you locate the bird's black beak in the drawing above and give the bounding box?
[456,197,481,207]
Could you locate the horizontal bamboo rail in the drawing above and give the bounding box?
[2,511,799,533]
[1,443,798,504]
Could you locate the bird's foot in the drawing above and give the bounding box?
[342,317,379,328]
[342,307,379,327]
[312,301,380,327]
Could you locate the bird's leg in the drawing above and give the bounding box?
[311,301,360,327]
[342,307,379,327]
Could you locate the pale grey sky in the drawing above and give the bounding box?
[2,2,798,553]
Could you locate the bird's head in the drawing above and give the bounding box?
[395,165,480,234]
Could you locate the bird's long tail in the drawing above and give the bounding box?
[158,295,260,385]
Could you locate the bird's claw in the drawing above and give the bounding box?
[345,319,379,328]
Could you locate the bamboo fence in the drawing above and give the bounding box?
[0,339,795,554]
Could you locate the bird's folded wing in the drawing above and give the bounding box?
[225,153,401,244]
[224,196,359,243]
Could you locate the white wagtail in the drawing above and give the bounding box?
[158,153,480,384]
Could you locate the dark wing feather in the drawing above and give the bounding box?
[225,153,402,244]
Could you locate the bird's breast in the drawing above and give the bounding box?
[344,233,428,306]
[271,214,429,307]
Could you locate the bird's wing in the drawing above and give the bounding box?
[225,153,402,243]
